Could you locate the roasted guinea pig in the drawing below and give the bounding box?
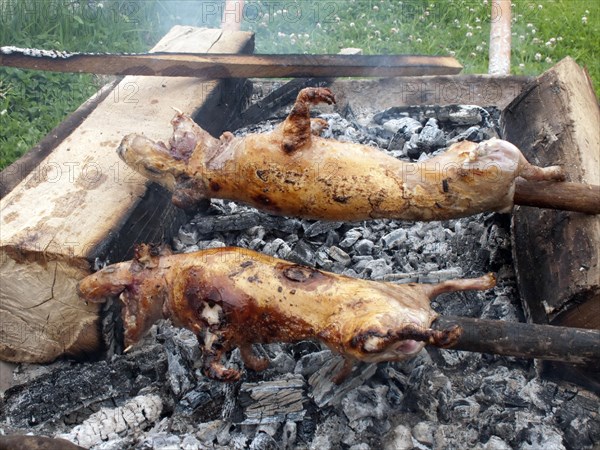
[78,245,496,383]
[117,87,564,221]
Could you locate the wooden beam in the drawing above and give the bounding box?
[0,48,463,78]
[0,27,254,363]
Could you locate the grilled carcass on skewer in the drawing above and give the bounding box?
[78,245,496,383]
[117,87,564,221]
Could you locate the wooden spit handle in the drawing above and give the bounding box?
[514,179,600,215]
[433,315,600,368]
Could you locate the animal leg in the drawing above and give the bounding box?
[423,273,496,300]
[519,157,566,182]
[198,331,241,382]
[281,87,336,153]
[239,343,270,372]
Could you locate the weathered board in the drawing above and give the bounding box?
[502,57,600,388]
[0,26,254,363]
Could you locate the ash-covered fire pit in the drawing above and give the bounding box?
[1,89,598,450]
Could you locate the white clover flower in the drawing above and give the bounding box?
[585,10,589,14]
[557,36,563,41]
[532,37,541,44]
[290,38,296,44]
[316,23,322,29]
[538,4,543,9]
[534,53,542,61]
[278,32,286,37]
[582,16,588,24]
[373,5,379,11]
[374,30,381,36]
[476,25,482,30]
[545,57,552,63]
[527,23,533,28]
[519,63,525,68]
[519,35,525,41]
[531,29,536,34]
[391,27,399,34]
[476,45,483,51]
[466,32,473,37]
[449,50,456,56]
[416,38,423,43]
[425,10,430,16]
[475,17,481,23]
[350,22,355,27]
[470,52,476,57]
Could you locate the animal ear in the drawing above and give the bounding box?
[172,176,208,210]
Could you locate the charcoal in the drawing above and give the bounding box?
[383,117,423,136]
[315,249,333,270]
[308,355,377,408]
[341,385,390,423]
[289,240,316,265]
[364,259,392,279]
[412,421,435,446]
[354,239,374,256]
[417,118,446,152]
[384,424,413,450]
[181,434,202,449]
[281,421,297,450]
[380,228,407,248]
[339,228,362,248]
[327,246,351,266]
[250,431,279,450]
[403,133,421,159]
[387,132,406,151]
[262,238,285,256]
[476,436,512,450]
[447,105,484,125]
[238,375,306,425]
[303,220,343,238]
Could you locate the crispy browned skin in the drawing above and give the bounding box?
[78,245,496,383]
[117,87,564,221]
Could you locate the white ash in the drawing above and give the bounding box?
[2,103,599,450]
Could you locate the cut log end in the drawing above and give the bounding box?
[0,249,101,363]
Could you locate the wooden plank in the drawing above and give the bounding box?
[501,57,600,389]
[0,26,254,363]
[0,49,463,78]
[0,80,119,199]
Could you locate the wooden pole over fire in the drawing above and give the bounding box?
[489,0,512,75]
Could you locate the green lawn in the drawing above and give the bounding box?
[1,0,597,170]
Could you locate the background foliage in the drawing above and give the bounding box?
[0,0,597,169]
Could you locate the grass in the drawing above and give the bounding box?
[0,0,597,170]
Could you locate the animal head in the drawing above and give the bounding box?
[77,245,169,349]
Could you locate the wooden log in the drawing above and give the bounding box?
[0,49,463,78]
[433,316,600,368]
[0,27,254,364]
[501,57,600,387]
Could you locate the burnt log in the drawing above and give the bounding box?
[0,26,254,363]
[502,57,600,387]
